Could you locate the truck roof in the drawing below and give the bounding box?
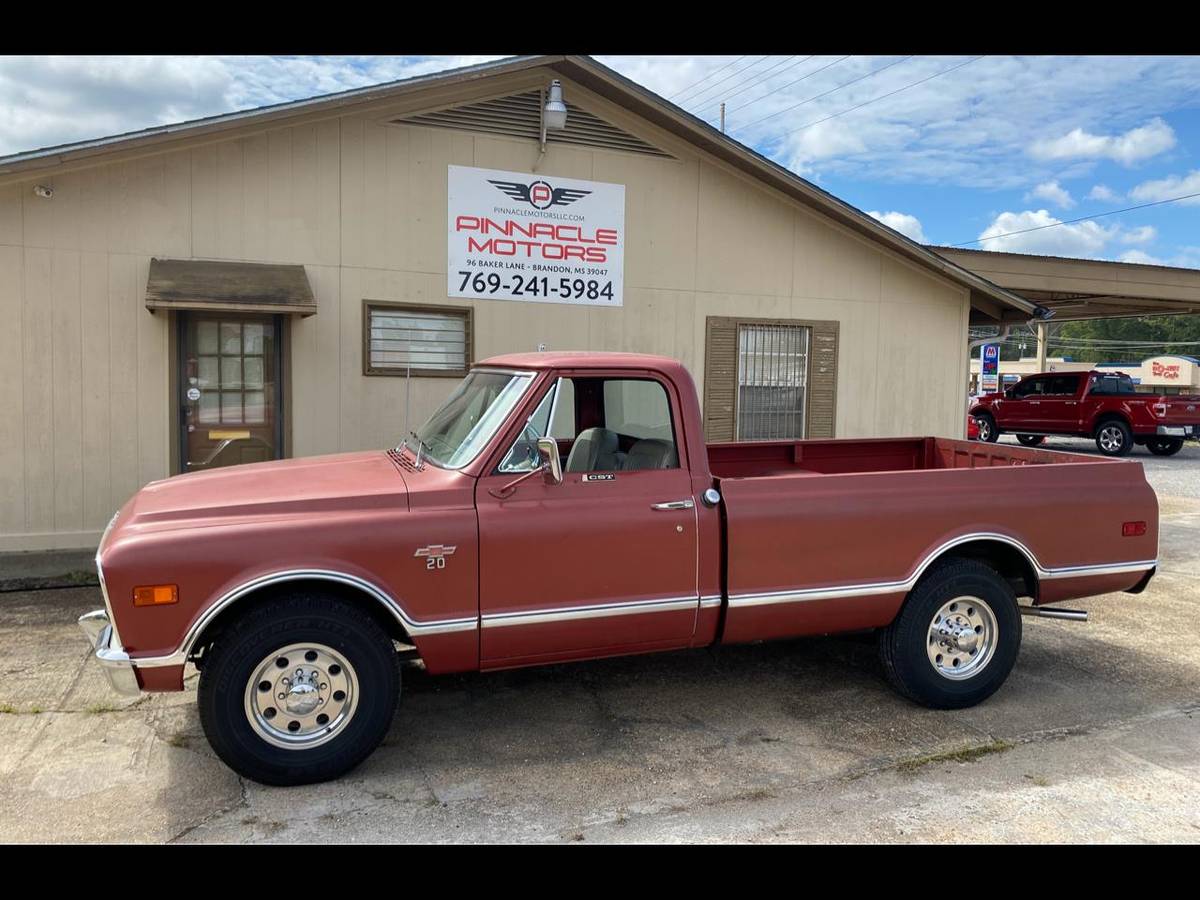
[477,351,690,375]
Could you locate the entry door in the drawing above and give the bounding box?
[995,376,1044,429]
[180,312,283,471]
[475,375,699,665]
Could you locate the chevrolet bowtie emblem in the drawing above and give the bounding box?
[415,544,456,570]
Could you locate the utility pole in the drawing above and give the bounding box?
[1036,321,1048,372]
[720,103,726,133]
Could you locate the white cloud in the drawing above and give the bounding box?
[1129,168,1200,205]
[1025,180,1075,209]
[1088,184,1118,201]
[1028,117,1176,166]
[1118,249,1166,265]
[867,210,926,242]
[976,209,1116,257]
[1119,225,1157,245]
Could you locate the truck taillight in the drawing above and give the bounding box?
[1122,521,1147,537]
[1152,402,1167,418]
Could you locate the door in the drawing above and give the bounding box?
[476,374,699,665]
[1036,374,1083,433]
[179,312,284,472]
[994,375,1045,430]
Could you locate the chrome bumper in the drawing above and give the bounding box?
[78,610,141,696]
[1156,425,1187,436]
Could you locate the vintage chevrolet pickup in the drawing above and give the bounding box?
[80,352,1159,784]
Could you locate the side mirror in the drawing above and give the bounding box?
[537,437,562,486]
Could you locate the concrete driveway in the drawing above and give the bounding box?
[2,440,1198,843]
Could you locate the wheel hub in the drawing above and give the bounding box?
[927,597,997,681]
[244,643,359,750]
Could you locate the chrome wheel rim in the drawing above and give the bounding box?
[244,643,359,750]
[1099,425,1124,452]
[976,417,991,441]
[926,596,997,681]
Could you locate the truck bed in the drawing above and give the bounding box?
[707,436,1105,479]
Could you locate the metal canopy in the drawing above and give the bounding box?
[145,258,317,317]
[933,247,1200,322]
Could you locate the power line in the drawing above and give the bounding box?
[690,56,810,113]
[724,56,851,117]
[733,56,913,133]
[953,191,1200,247]
[667,56,747,101]
[771,56,984,140]
[676,55,771,106]
[684,56,793,112]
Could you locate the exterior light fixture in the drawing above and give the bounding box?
[535,80,570,170]
[33,184,54,199]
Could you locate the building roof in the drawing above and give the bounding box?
[931,246,1200,321]
[0,54,1048,323]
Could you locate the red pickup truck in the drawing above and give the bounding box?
[971,370,1200,457]
[81,353,1159,785]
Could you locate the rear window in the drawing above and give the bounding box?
[1090,374,1136,396]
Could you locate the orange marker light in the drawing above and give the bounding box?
[133,584,178,607]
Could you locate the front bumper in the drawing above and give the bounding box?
[78,610,141,696]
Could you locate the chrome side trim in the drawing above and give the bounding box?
[481,596,699,629]
[727,531,1157,610]
[132,569,477,669]
[699,595,723,609]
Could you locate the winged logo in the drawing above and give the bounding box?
[488,179,591,210]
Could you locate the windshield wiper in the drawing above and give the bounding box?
[408,431,434,469]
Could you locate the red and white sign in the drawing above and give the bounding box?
[447,165,625,307]
[1151,361,1181,380]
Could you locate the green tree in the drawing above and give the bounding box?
[1050,315,1200,363]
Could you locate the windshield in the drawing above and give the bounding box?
[410,370,533,469]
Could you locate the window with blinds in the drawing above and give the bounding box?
[363,301,472,377]
[703,315,840,442]
[736,324,810,440]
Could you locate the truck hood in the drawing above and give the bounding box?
[119,451,408,531]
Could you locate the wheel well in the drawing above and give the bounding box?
[189,577,413,666]
[1093,412,1130,434]
[920,540,1038,602]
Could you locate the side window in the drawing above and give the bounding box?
[600,379,679,471]
[497,382,558,474]
[1047,375,1080,396]
[1012,378,1045,399]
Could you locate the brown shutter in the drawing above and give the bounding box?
[703,316,738,442]
[703,315,840,442]
[806,321,839,438]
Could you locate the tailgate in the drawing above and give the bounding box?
[1154,396,1200,435]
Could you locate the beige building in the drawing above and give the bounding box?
[0,55,1049,552]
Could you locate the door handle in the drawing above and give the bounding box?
[651,499,695,511]
[1029,401,1040,405]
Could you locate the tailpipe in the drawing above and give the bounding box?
[1020,606,1088,622]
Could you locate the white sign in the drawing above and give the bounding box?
[447,165,625,307]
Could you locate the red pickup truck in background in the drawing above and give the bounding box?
[971,371,1200,457]
[81,353,1159,785]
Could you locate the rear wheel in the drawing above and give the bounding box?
[1016,434,1045,447]
[1147,437,1184,456]
[1094,419,1133,457]
[198,592,400,786]
[975,413,999,443]
[879,559,1021,709]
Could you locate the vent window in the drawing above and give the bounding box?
[391,90,672,158]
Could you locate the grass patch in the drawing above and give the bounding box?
[0,703,16,714]
[896,739,1014,773]
[85,702,119,715]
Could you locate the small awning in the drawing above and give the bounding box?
[145,258,317,317]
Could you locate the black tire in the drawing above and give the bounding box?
[1147,437,1184,456]
[1016,434,1045,447]
[1094,418,1134,457]
[879,559,1022,710]
[975,413,999,443]
[198,592,400,786]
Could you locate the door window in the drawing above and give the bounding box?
[1011,378,1046,399]
[1045,375,1081,396]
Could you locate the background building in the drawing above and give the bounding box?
[0,55,1135,551]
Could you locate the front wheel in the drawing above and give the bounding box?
[1147,437,1184,456]
[1094,419,1133,457]
[879,559,1021,709]
[198,592,401,786]
[974,413,999,443]
[1016,434,1045,447]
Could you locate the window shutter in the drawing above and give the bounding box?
[806,321,839,438]
[703,317,738,442]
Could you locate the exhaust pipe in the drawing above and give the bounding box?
[1020,606,1088,622]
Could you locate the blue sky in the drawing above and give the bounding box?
[2,54,1197,267]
